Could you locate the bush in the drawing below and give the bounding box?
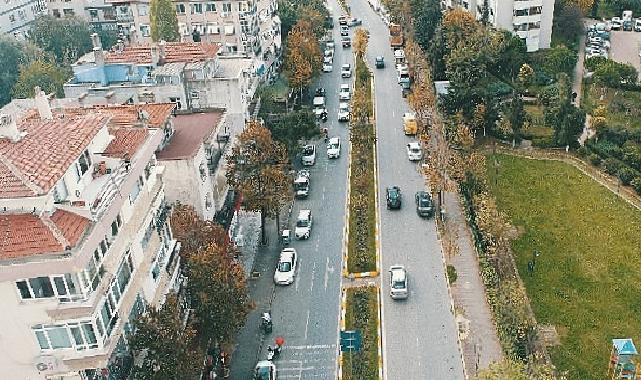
[447,265,458,284]
[532,136,554,148]
[590,140,622,159]
[603,158,623,175]
[589,153,602,166]
[617,167,637,185]
[631,177,641,195]
[576,146,588,157]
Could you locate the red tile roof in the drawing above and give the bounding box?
[0,210,91,260]
[54,103,175,129]
[103,127,149,158]
[0,114,109,199]
[105,42,220,65]
[156,111,224,160]
[50,209,90,247]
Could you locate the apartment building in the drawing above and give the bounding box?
[47,0,117,34]
[0,89,181,379]
[0,0,47,40]
[441,0,554,52]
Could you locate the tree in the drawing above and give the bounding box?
[283,20,322,93]
[29,15,92,64]
[170,203,229,260]
[493,31,527,81]
[544,74,586,148]
[95,28,119,50]
[553,1,584,45]
[412,0,442,50]
[150,0,180,42]
[478,357,565,380]
[537,45,577,76]
[590,104,607,131]
[226,121,291,244]
[267,109,320,156]
[0,37,37,106]
[517,63,534,88]
[351,88,369,123]
[353,28,369,58]
[12,60,68,98]
[592,59,638,88]
[129,294,202,380]
[509,95,527,143]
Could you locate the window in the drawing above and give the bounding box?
[224,24,234,35]
[141,218,154,250]
[17,274,80,301]
[63,8,74,16]
[78,149,92,177]
[176,3,186,13]
[89,9,98,20]
[206,22,219,34]
[111,214,122,237]
[96,254,133,338]
[9,14,15,23]
[222,2,231,12]
[29,277,55,298]
[206,2,215,12]
[138,4,149,16]
[190,91,199,99]
[169,97,182,109]
[140,24,150,37]
[52,9,60,17]
[33,321,98,351]
[129,176,143,204]
[191,3,202,13]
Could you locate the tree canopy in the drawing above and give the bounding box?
[12,60,68,99]
[283,20,322,91]
[29,15,93,65]
[0,37,38,105]
[150,0,180,42]
[266,109,319,157]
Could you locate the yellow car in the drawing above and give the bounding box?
[403,112,417,135]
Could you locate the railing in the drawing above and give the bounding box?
[91,162,130,219]
[116,13,133,22]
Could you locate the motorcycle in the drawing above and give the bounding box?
[266,344,281,361]
[261,312,273,334]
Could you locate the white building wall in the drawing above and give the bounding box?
[0,0,46,40]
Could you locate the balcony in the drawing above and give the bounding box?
[116,13,134,23]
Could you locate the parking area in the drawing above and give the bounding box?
[610,30,641,77]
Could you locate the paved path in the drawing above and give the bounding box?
[444,191,504,377]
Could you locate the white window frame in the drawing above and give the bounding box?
[33,320,99,352]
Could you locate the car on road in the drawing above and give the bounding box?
[394,49,405,63]
[406,142,422,161]
[341,63,352,78]
[340,25,349,36]
[327,137,341,158]
[274,248,298,285]
[339,83,351,101]
[415,191,434,218]
[326,41,335,51]
[323,57,333,72]
[342,36,351,48]
[301,144,316,166]
[315,87,326,98]
[338,103,350,122]
[255,360,277,380]
[348,17,362,26]
[324,48,334,58]
[386,186,402,209]
[295,209,313,239]
[389,265,408,299]
[294,170,310,198]
[402,112,417,135]
[338,15,348,25]
[375,56,385,69]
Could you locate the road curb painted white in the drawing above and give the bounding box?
[337,286,347,380]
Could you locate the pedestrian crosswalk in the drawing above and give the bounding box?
[276,344,337,379]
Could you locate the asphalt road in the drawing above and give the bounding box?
[261,6,352,378]
[347,0,467,378]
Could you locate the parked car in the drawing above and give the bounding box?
[295,209,313,239]
[327,137,341,158]
[274,248,297,285]
[338,15,348,25]
[255,360,277,380]
[386,186,402,209]
[406,142,422,161]
[394,49,405,63]
[375,56,385,69]
[342,36,351,48]
[341,63,352,78]
[340,25,349,36]
[389,265,408,299]
[324,48,334,58]
[415,191,434,218]
[635,18,641,32]
[326,41,335,51]
[315,87,326,97]
[348,17,362,26]
[323,57,333,72]
[338,103,350,122]
[301,144,316,166]
[294,170,310,198]
[339,83,351,101]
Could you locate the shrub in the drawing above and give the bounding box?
[631,177,641,195]
[603,158,623,175]
[590,140,622,159]
[532,136,554,148]
[589,153,602,166]
[617,167,637,185]
[576,146,588,157]
[447,265,458,284]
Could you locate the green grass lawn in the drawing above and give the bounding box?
[582,83,641,130]
[343,287,379,380]
[486,154,641,380]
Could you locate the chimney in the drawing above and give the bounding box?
[0,113,22,142]
[158,40,166,66]
[91,32,104,66]
[151,45,159,66]
[34,86,53,120]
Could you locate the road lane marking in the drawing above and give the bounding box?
[324,256,330,290]
[295,258,302,291]
[286,344,335,350]
[310,261,317,293]
[304,309,311,340]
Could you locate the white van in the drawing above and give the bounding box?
[295,210,313,239]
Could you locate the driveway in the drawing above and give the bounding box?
[348,0,466,379]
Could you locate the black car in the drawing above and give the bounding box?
[342,36,351,48]
[415,191,434,217]
[386,186,402,209]
[375,56,385,69]
[315,87,326,97]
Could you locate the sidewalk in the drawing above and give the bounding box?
[443,191,504,377]
[229,203,293,380]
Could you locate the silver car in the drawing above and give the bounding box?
[389,265,408,299]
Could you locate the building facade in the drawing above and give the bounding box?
[441,0,554,52]
[0,90,181,380]
[0,0,47,40]
[47,0,117,34]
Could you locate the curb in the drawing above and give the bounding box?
[376,285,384,380]
[337,286,347,380]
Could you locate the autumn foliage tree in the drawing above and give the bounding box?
[150,0,180,42]
[353,28,369,58]
[129,294,202,380]
[284,20,322,94]
[226,120,291,244]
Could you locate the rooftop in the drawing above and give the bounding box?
[0,113,110,199]
[104,42,220,65]
[156,111,224,160]
[216,57,255,78]
[0,209,91,260]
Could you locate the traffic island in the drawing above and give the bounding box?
[339,286,382,380]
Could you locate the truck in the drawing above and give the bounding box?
[402,112,417,135]
[623,10,633,31]
[389,23,404,50]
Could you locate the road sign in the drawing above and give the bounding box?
[340,330,362,352]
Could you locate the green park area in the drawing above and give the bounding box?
[486,154,641,380]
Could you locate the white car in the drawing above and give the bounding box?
[255,360,277,380]
[396,63,408,72]
[274,248,297,285]
[327,137,341,158]
[301,144,316,166]
[295,209,313,239]
[323,57,334,72]
[394,49,405,62]
[406,142,422,161]
[294,170,310,198]
[326,41,335,51]
[339,83,351,101]
[389,265,408,299]
[341,63,352,78]
[324,49,334,58]
[338,103,350,122]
